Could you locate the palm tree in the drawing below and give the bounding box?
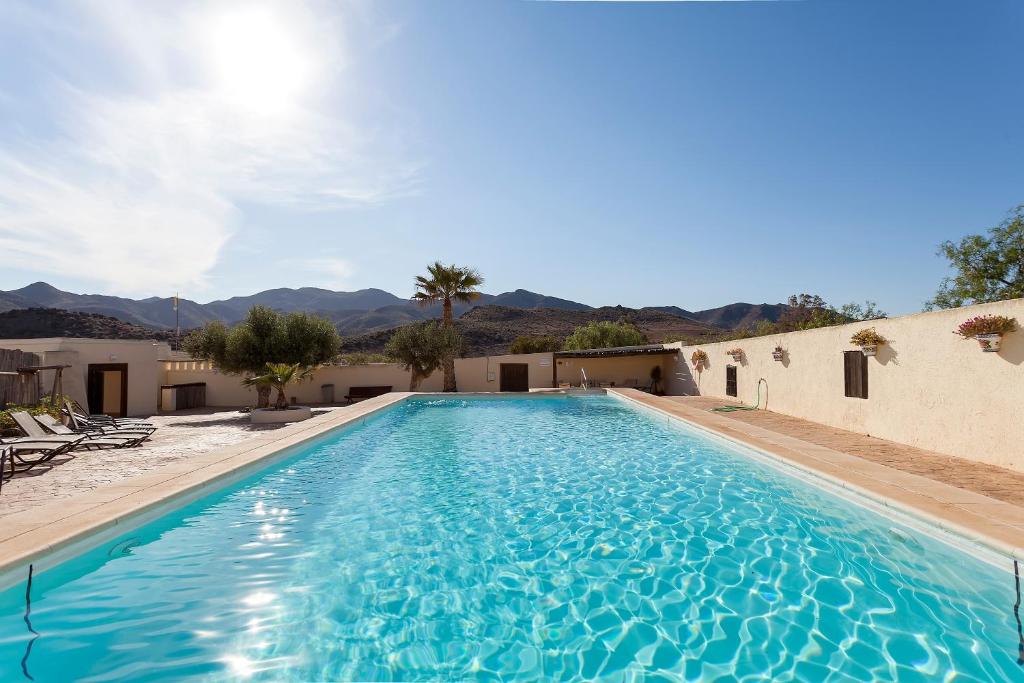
[412,262,483,391]
[243,362,313,410]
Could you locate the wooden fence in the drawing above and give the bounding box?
[0,349,42,409]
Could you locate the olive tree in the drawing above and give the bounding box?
[183,305,340,407]
[563,321,647,351]
[384,321,465,391]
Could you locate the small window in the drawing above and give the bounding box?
[843,351,868,399]
[726,365,737,397]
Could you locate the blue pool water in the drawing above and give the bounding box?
[0,395,1021,681]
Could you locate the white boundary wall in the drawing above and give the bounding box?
[666,299,1024,473]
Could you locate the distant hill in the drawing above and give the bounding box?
[0,282,788,348]
[0,308,180,344]
[0,282,595,334]
[343,305,722,356]
[0,282,219,330]
[206,287,406,321]
[690,302,789,330]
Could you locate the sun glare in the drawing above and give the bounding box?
[203,7,314,115]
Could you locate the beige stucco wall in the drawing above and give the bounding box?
[555,354,673,389]
[162,362,445,407]
[0,339,171,416]
[666,299,1024,472]
[454,353,555,392]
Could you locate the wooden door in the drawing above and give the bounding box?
[726,365,737,397]
[843,351,868,399]
[87,363,128,416]
[499,363,529,392]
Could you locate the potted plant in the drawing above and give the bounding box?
[954,315,1018,352]
[772,345,784,361]
[849,328,887,357]
[243,362,315,423]
[726,347,744,362]
[691,349,708,372]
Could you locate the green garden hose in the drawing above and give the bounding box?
[712,378,767,412]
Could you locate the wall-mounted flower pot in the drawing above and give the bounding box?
[729,353,743,363]
[772,351,784,362]
[860,344,878,357]
[975,333,1002,352]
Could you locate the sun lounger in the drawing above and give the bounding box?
[0,437,83,476]
[10,412,139,449]
[36,413,152,441]
[31,414,147,447]
[0,446,9,487]
[63,400,155,434]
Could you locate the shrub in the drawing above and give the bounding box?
[954,315,1018,338]
[563,321,647,351]
[849,328,887,346]
[337,352,392,365]
[0,402,63,433]
[510,335,563,354]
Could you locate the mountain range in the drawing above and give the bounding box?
[0,282,792,354]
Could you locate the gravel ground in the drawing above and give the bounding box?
[0,406,346,516]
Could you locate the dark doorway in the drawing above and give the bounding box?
[843,351,868,399]
[87,363,128,417]
[726,365,737,397]
[499,363,529,392]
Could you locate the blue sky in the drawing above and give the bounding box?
[0,0,1021,314]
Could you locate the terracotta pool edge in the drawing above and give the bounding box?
[0,392,416,589]
[609,389,1024,563]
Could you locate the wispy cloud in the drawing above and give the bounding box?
[0,1,418,296]
[293,257,357,289]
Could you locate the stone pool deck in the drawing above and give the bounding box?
[0,406,348,517]
[613,390,1024,560]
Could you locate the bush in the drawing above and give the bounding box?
[509,335,563,354]
[0,402,63,433]
[337,352,392,365]
[954,315,1018,338]
[563,321,647,351]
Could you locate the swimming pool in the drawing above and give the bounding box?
[0,395,1021,680]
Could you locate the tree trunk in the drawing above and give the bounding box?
[442,298,457,392]
[275,387,288,409]
[256,385,271,409]
[442,357,456,392]
[409,370,422,392]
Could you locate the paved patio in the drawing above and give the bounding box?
[666,396,1024,508]
[0,406,345,516]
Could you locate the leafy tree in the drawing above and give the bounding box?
[412,262,483,391]
[509,335,563,354]
[838,301,887,321]
[563,321,647,351]
[183,305,340,407]
[243,363,313,410]
[927,204,1024,309]
[384,321,465,391]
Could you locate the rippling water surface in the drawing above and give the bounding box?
[0,395,1021,681]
